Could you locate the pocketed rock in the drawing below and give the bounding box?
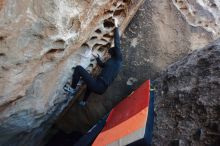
[0,0,144,145]
[172,0,220,38]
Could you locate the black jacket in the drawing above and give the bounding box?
[96,27,122,86]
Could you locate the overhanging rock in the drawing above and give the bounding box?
[0,0,144,145]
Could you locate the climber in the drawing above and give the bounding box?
[64,18,122,106]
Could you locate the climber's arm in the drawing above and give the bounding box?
[113,20,122,60]
[96,57,105,68]
[93,54,105,67]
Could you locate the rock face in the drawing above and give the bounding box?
[153,39,220,145]
[55,0,220,136]
[172,0,220,38]
[0,0,144,145]
[1,0,220,145]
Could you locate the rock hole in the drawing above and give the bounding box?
[81,43,89,48]
[88,64,93,68]
[95,39,108,46]
[210,3,217,8]
[46,48,65,54]
[53,39,65,48]
[117,4,124,9]
[103,20,115,28]
[90,36,98,40]
[92,44,102,50]
[98,47,105,52]
[103,34,112,39]
[117,3,125,9]
[42,48,64,62]
[90,58,95,62]
[97,43,111,53]
[0,53,5,57]
[0,36,6,41]
[48,25,56,31]
[54,39,65,44]
[105,43,111,49]
[104,10,114,15]
[100,38,108,42]
[95,29,102,34]
[16,62,22,66]
[114,9,125,16]
[33,34,44,39]
[123,0,131,4]
[123,0,130,3]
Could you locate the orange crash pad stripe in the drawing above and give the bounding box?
[93,80,150,146]
[92,107,148,146]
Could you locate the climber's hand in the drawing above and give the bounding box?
[114,18,119,27]
[92,53,100,59]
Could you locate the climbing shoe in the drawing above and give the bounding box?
[63,84,76,96]
[79,101,86,107]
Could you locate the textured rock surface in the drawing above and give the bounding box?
[153,39,220,145]
[0,0,144,145]
[1,0,220,145]
[172,0,220,38]
[55,0,220,135]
